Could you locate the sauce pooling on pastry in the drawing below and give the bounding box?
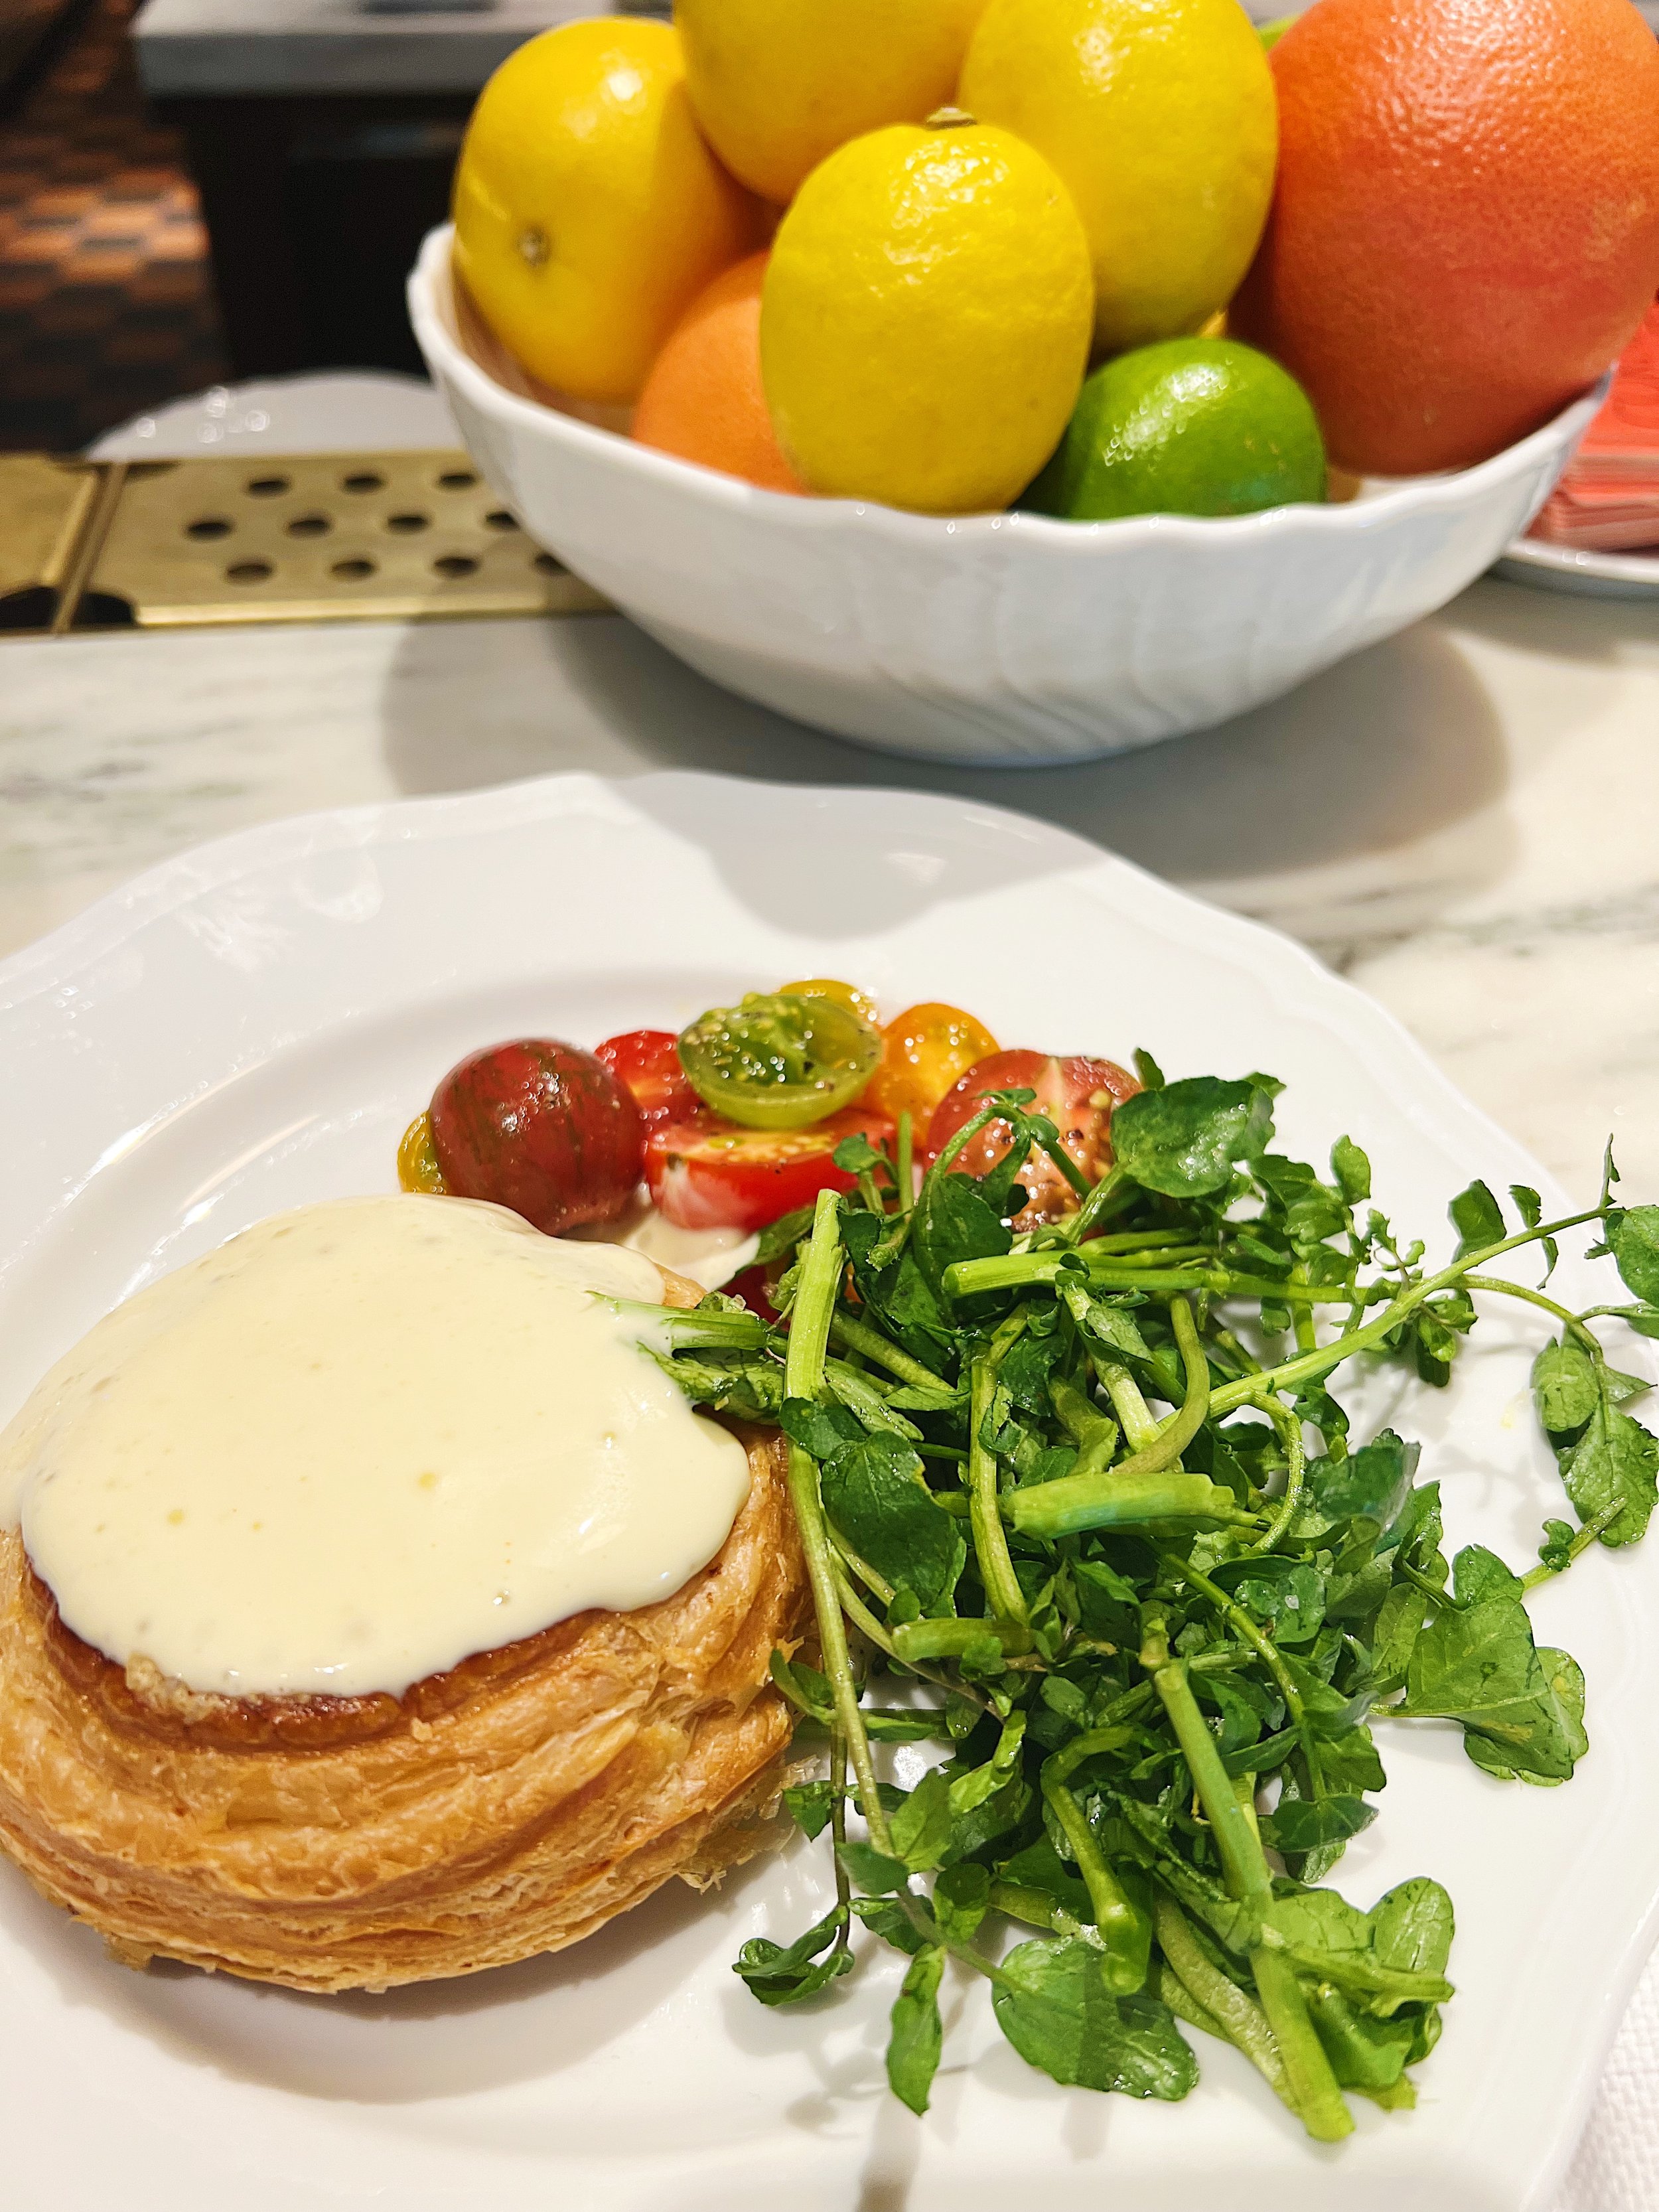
[0,1196,752,1698]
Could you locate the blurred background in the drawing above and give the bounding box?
[2,0,1657,453]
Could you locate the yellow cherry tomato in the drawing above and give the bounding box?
[397,1112,448,1193]
[780,976,881,1027]
[864,1003,1000,1132]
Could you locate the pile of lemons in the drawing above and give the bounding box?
[453,0,1323,520]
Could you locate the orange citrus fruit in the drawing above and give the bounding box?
[452,20,758,406]
[1230,0,1659,476]
[632,254,806,493]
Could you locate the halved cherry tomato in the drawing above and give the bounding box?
[678,992,881,1130]
[429,1038,644,1234]
[864,1002,1000,1134]
[593,1027,704,1135]
[397,1111,448,1193]
[924,1049,1139,1228]
[779,976,881,1027]
[646,1106,896,1232]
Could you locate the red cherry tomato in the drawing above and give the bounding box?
[645,1106,896,1233]
[429,1038,644,1234]
[593,1027,704,1134]
[924,1049,1140,1228]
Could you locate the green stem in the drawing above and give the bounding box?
[892,1615,1033,1661]
[1058,1161,1131,1244]
[828,1312,948,1390]
[1094,1356,1164,1451]
[1248,1395,1309,1554]
[1206,1209,1606,1417]
[1140,1611,1352,2144]
[1521,1495,1626,1589]
[1150,1889,1293,2111]
[1159,1550,1323,1797]
[1041,1771,1151,1991]
[784,1191,893,1855]
[1462,1274,1611,1361]
[896,1109,914,1213]
[968,1317,1032,1625]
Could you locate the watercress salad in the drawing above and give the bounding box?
[638,1055,1659,2140]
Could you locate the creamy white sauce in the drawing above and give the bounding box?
[0,1196,752,1699]
[569,1191,758,1290]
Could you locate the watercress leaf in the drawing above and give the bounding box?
[770,1652,834,1725]
[1317,1724,1388,1796]
[1450,1179,1506,1257]
[782,1780,837,1840]
[996,1837,1094,1921]
[1508,1184,1559,1276]
[1000,1329,1066,1416]
[1277,1651,1374,1740]
[1463,1649,1589,1787]
[753,1205,815,1266]
[1369,1586,1429,1696]
[1222,1724,1298,1776]
[1210,1554,1327,1645]
[733,1906,851,2006]
[913,1173,1011,1297]
[1108,1076,1275,1199]
[933,1862,991,1944]
[1331,1136,1372,1206]
[850,1895,929,1957]
[992,1940,1199,2099]
[779,1396,866,1460]
[1451,1544,1524,1607]
[1532,1337,1601,1439]
[1613,1205,1659,1303]
[1369,1877,1455,1980]
[889,1768,953,1872]
[1298,1432,1419,1536]
[837,1840,912,1895]
[1075,1297,1155,1364]
[1307,1982,1417,2091]
[865,1710,957,1743]
[1260,1793,1377,1854]
[1133,1046,1167,1090]
[942,1775,1031,1862]
[1561,1403,1659,1547]
[833,1132,883,1174]
[887,1946,946,2114]
[820,1433,966,1609]
[1401,1563,1583,1782]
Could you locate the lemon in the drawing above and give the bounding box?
[452,20,758,405]
[677,0,989,206]
[959,0,1278,352]
[1025,338,1326,520]
[760,121,1093,515]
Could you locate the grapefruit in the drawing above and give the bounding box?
[633,254,806,493]
[1230,0,1659,477]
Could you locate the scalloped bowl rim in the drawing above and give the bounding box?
[409,224,1609,557]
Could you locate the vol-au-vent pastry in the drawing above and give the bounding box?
[0,1195,808,1992]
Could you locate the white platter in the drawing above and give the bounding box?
[1496,536,1659,600]
[0,769,1654,2212]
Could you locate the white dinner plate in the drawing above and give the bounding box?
[1,771,1654,2212]
[1496,536,1659,599]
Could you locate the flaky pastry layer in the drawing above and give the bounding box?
[0,1420,806,1994]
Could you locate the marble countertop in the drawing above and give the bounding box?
[4,575,1657,1201]
[3,577,1659,2208]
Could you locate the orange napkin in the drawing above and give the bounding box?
[1529,298,1659,553]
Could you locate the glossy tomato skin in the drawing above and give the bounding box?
[924,1049,1139,1227]
[429,1038,644,1234]
[865,1001,1000,1133]
[646,1106,896,1233]
[593,1027,704,1134]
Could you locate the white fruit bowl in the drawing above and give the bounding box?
[408,224,1603,768]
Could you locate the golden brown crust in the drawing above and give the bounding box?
[0,1406,806,1994]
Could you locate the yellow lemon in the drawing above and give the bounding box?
[452,19,758,405]
[959,0,1277,352]
[677,0,989,206]
[760,120,1093,514]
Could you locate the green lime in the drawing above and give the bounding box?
[1024,337,1327,522]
